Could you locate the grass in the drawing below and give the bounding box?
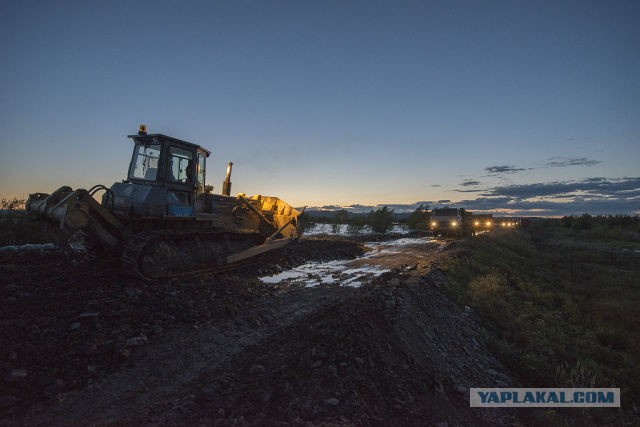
[441,220,640,425]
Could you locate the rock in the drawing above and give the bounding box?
[125,335,148,347]
[0,395,18,409]
[4,369,26,382]
[74,312,99,320]
[324,397,340,406]
[46,379,65,396]
[454,385,468,395]
[69,322,81,331]
[249,364,265,375]
[485,368,498,377]
[354,356,364,364]
[434,380,444,394]
[72,342,98,356]
[328,364,338,377]
[496,372,511,383]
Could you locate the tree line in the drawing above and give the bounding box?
[302,204,432,233]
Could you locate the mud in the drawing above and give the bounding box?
[1,236,517,426]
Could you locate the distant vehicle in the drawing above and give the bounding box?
[429,208,473,237]
[472,214,493,231]
[498,218,519,228]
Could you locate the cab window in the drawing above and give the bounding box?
[169,147,193,183]
[129,143,161,181]
[196,153,206,192]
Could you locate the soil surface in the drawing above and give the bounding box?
[1,234,518,426]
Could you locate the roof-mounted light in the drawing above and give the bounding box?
[138,124,147,135]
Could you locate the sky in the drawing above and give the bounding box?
[1,0,639,216]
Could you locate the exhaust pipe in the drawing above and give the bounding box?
[222,162,233,196]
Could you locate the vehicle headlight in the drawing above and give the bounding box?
[431,221,437,227]
[451,221,457,227]
[486,221,492,227]
[474,221,479,226]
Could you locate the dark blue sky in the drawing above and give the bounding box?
[1,0,639,215]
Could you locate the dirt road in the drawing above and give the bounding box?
[2,235,517,426]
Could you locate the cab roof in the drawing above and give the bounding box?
[127,133,211,156]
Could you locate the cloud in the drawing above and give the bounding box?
[485,165,527,175]
[459,197,640,216]
[425,177,639,216]
[431,184,441,187]
[307,178,640,217]
[460,179,480,187]
[453,188,484,193]
[486,177,640,200]
[460,177,640,215]
[545,157,602,168]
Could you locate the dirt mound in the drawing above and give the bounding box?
[4,237,518,426]
[122,269,515,426]
[188,285,441,425]
[0,239,363,420]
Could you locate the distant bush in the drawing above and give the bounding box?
[0,197,50,246]
[367,206,394,233]
[405,204,430,230]
[573,213,594,230]
[1,197,26,245]
[561,214,639,232]
[1,197,25,212]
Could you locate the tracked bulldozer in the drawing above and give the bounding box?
[26,125,304,279]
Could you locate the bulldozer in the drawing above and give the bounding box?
[26,125,304,280]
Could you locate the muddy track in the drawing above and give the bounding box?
[23,286,356,426]
[3,236,518,426]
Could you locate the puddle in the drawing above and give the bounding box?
[260,259,387,288]
[0,243,57,252]
[260,237,433,288]
[303,223,410,236]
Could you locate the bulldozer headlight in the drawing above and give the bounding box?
[474,221,479,226]
[486,221,492,227]
[451,221,458,227]
[431,221,437,227]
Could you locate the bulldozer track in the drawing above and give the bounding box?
[122,229,261,280]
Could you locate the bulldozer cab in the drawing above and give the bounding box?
[127,128,210,205]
